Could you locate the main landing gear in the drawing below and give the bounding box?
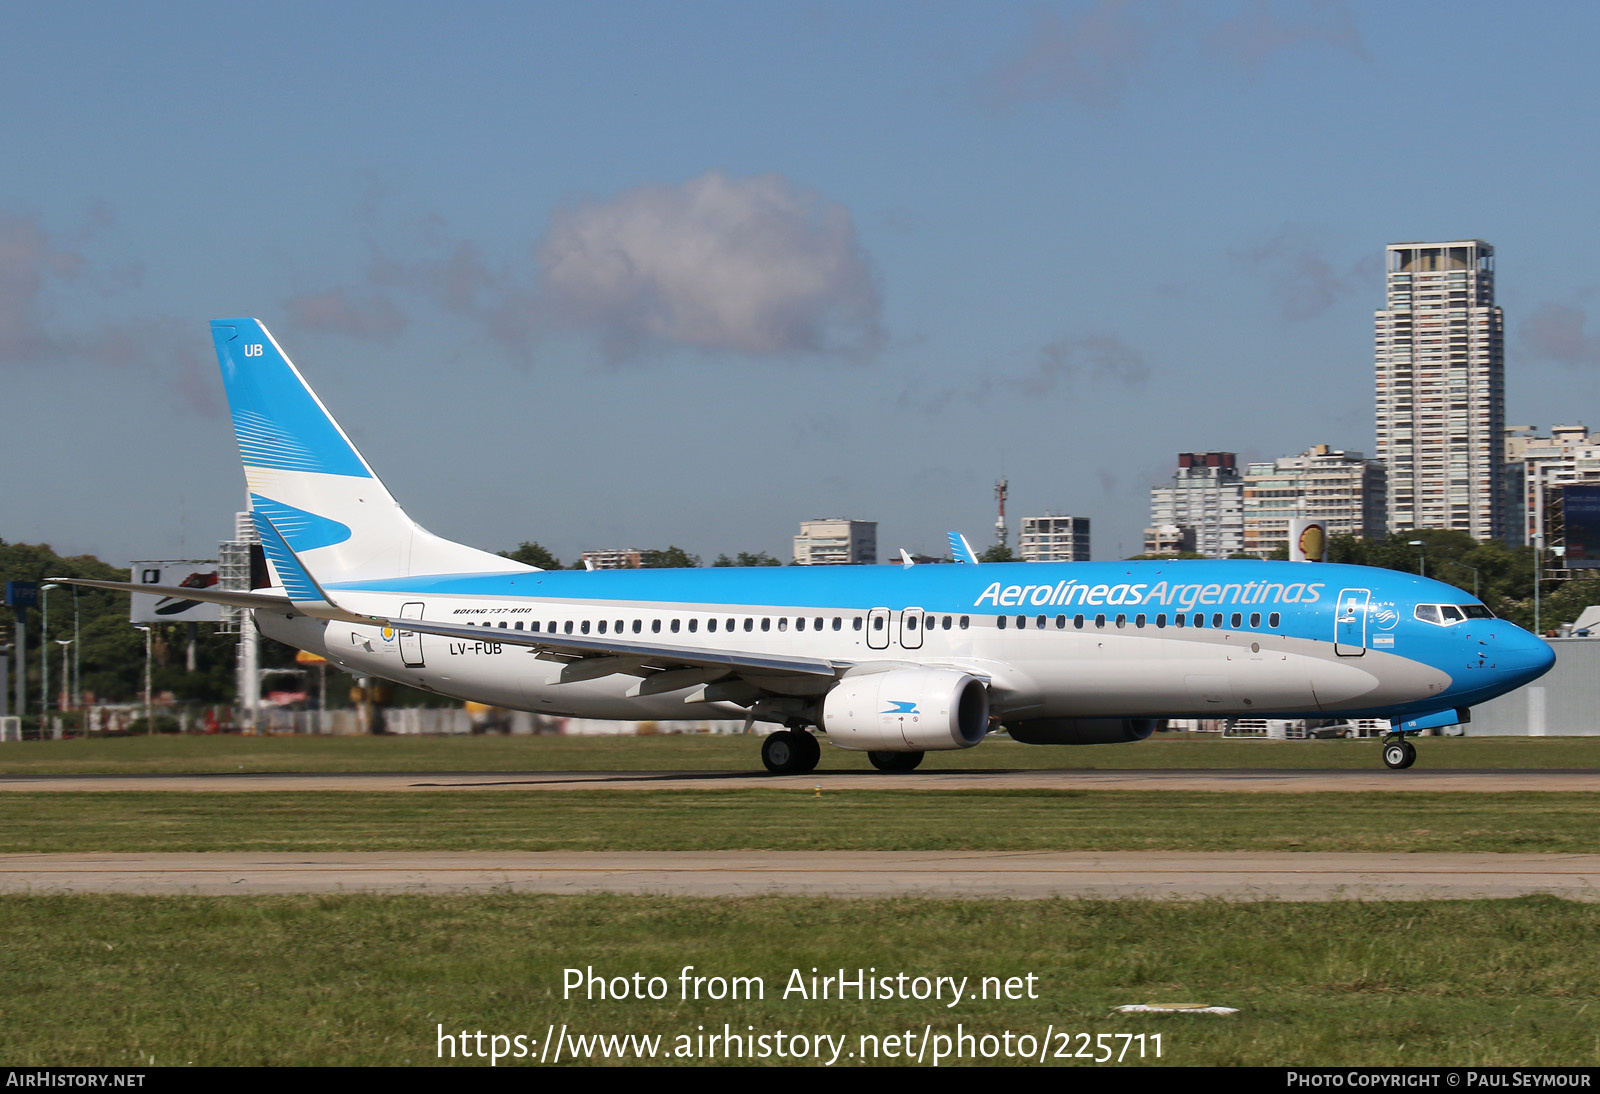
[761,729,821,775]
[868,751,925,773]
[1381,735,1417,770]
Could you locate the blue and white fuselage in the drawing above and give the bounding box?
[60,319,1554,773]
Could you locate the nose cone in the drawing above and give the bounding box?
[1500,626,1556,687]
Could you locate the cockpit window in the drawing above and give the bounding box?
[1415,603,1495,626]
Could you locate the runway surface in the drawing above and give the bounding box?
[4,768,1600,792]
[4,851,1598,900]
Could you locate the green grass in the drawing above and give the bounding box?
[2,789,1598,853]
[3,893,1597,1066]
[5,731,1600,774]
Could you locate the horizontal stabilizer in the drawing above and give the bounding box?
[47,577,298,614]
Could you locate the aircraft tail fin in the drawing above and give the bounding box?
[211,319,526,588]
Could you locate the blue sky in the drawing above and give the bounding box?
[5,1,1599,567]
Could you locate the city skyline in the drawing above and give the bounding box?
[5,3,1600,567]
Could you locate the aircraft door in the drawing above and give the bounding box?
[900,607,924,649]
[399,602,426,667]
[867,607,891,650]
[1334,588,1370,657]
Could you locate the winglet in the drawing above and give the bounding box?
[900,548,915,569]
[948,531,979,564]
[250,508,366,622]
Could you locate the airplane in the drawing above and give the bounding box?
[59,318,1556,774]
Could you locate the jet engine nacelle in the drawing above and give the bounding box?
[822,667,989,752]
[1005,717,1160,745]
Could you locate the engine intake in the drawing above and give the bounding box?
[822,667,989,752]
[1005,717,1160,745]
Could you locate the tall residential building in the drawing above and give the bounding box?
[1018,515,1091,562]
[1147,452,1243,558]
[793,519,877,565]
[1241,445,1387,557]
[1375,240,1506,539]
[1505,424,1600,547]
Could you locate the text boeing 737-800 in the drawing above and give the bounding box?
[58,319,1555,773]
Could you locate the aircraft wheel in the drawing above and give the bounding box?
[867,750,925,773]
[1382,740,1411,770]
[762,731,816,775]
[1399,740,1417,769]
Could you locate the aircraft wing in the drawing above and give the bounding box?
[375,614,845,681]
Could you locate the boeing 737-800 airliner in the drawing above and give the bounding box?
[61,319,1555,773]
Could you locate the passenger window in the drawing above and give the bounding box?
[1074,614,1084,629]
[1269,612,1281,628]
[688,619,698,633]
[834,618,843,631]
[745,619,754,632]
[1230,613,1241,629]
[1156,614,1166,629]
[707,619,717,633]
[998,616,1007,630]
[498,621,507,629]
[1035,614,1046,629]
[1017,615,1027,629]
[907,616,917,630]
[581,620,591,634]
[762,619,771,632]
[671,619,680,633]
[514,621,524,630]
[1250,613,1260,628]
[1095,614,1106,628]
[1193,614,1204,629]
[854,618,863,631]
[1056,615,1066,629]
[651,620,661,633]
[1115,614,1126,628]
[959,616,970,629]
[633,620,642,634]
[778,618,788,631]
[597,620,607,634]
[549,621,557,633]
[615,620,622,633]
[815,617,824,630]
[1135,614,1145,628]
[872,616,883,631]
[1212,613,1223,629]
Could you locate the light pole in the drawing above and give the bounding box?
[133,624,152,733]
[68,585,80,710]
[1408,540,1426,578]
[55,640,72,714]
[40,583,57,717]
[1440,559,1480,600]
[1533,536,1542,636]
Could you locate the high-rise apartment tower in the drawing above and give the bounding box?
[1375,240,1505,539]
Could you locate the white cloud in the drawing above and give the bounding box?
[535,171,882,360]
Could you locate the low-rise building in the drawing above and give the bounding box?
[793,519,877,565]
[1018,515,1090,562]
